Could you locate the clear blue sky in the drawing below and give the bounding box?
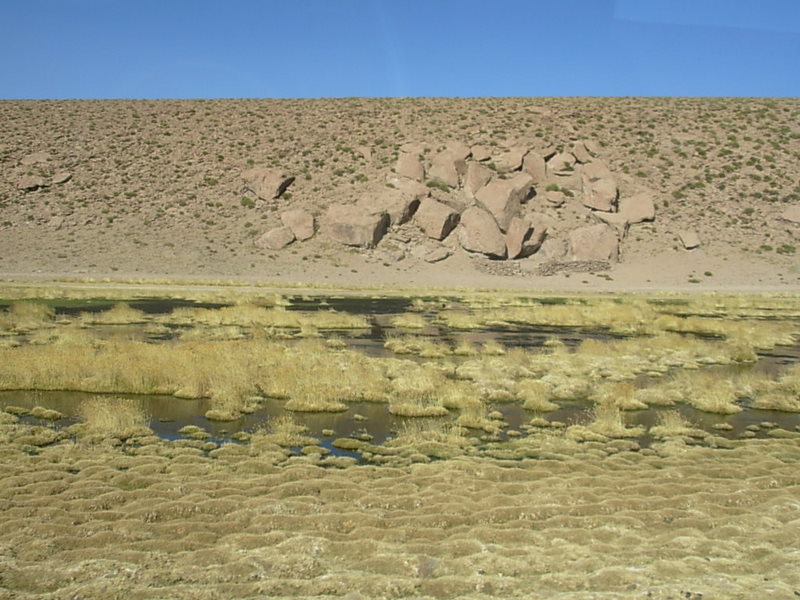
[1,0,798,99]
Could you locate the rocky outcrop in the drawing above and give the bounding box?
[51,171,72,184]
[242,167,294,200]
[595,192,656,234]
[492,147,526,173]
[19,151,50,166]
[548,152,576,175]
[415,198,460,240]
[325,204,389,248]
[280,209,315,241]
[458,206,507,259]
[470,145,491,162]
[474,172,533,231]
[256,226,295,250]
[569,224,619,263]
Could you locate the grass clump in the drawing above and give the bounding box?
[78,396,150,438]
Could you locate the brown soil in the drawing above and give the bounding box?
[0,98,798,292]
[1,419,799,599]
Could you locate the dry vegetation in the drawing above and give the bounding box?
[0,98,798,284]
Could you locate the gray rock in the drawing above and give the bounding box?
[414,198,460,240]
[256,226,295,250]
[458,206,507,259]
[569,224,619,262]
[325,204,390,248]
[679,230,701,250]
[394,153,425,181]
[280,208,316,241]
[242,167,294,200]
[474,172,534,232]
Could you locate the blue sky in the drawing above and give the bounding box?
[1,0,798,99]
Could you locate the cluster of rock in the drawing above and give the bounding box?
[245,139,659,269]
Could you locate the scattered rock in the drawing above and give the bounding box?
[256,226,295,250]
[394,153,425,181]
[458,206,507,259]
[780,205,800,224]
[542,191,567,207]
[474,172,534,232]
[325,204,390,248]
[414,198,460,240]
[280,209,315,241]
[17,175,46,191]
[242,167,294,200]
[19,151,50,166]
[569,224,619,262]
[538,260,611,276]
[51,171,72,184]
[522,152,547,184]
[412,245,451,263]
[583,140,601,156]
[679,230,701,250]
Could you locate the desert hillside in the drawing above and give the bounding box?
[1,98,798,290]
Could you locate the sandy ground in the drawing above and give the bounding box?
[1,418,799,600]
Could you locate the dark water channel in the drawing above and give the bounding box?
[2,296,799,455]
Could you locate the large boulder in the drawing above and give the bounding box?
[581,161,618,212]
[474,172,534,232]
[386,177,430,202]
[325,204,390,248]
[256,226,295,250]
[242,167,294,200]
[458,206,507,259]
[394,153,425,181]
[522,152,547,184]
[492,147,527,173]
[569,224,619,263]
[280,209,316,241]
[571,141,593,164]
[415,198,460,240]
[428,149,466,188]
[619,192,655,224]
[463,161,493,199]
[357,187,420,226]
[505,216,547,259]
